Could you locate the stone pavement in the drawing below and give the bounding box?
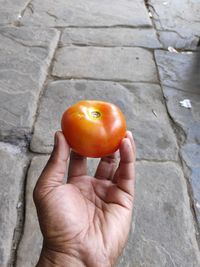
[0,0,199,266]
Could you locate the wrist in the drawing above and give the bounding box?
[36,246,113,267]
[36,247,86,267]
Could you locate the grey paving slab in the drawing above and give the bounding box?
[155,50,200,94]
[31,80,178,161]
[52,47,158,82]
[118,162,200,267]
[121,83,169,121]
[122,83,178,161]
[0,142,28,267]
[0,26,60,140]
[0,0,29,25]
[181,144,200,227]
[60,28,161,48]
[130,119,178,161]
[21,0,151,27]
[163,87,200,144]
[149,0,200,49]
[157,31,199,51]
[16,156,47,267]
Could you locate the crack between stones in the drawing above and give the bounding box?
[29,30,62,149]
[19,0,34,19]
[46,11,58,20]
[144,1,160,18]
[0,24,154,30]
[50,76,159,84]
[147,5,164,32]
[143,0,163,48]
[0,135,32,151]
[58,43,159,50]
[54,24,153,30]
[53,41,197,53]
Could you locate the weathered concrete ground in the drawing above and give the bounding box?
[0,0,200,266]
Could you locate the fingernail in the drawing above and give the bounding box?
[125,131,131,138]
[127,130,133,137]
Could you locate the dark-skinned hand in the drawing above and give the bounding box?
[34,131,136,267]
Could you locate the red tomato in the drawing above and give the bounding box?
[61,100,126,158]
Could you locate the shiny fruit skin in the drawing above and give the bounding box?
[61,100,126,158]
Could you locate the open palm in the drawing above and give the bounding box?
[34,131,135,267]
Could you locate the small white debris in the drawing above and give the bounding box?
[148,12,153,18]
[163,1,168,5]
[16,202,22,209]
[180,99,192,109]
[18,14,22,19]
[196,202,200,209]
[168,46,178,53]
[152,109,158,117]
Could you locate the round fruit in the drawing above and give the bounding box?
[61,100,126,158]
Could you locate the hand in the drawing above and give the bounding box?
[34,131,136,267]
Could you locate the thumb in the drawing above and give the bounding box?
[35,131,70,191]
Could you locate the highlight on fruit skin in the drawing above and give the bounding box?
[61,100,127,158]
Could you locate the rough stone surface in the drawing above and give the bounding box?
[123,83,178,161]
[181,144,200,168]
[0,0,29,25]
[163,87,200,144]
[0,26,60,140]
[21,0,152,27]
[181,144,200,227]
[118,162,200,267]
[157,31,199,51]
[31,80,178,161]
[155,50,200,94]
[16,156,47,267]
[149,0,200,49]
[52,47,158,82]
[0,142,28,267]
[60,28,161,48]
[130,119,178,161]
[156,49,200,234]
